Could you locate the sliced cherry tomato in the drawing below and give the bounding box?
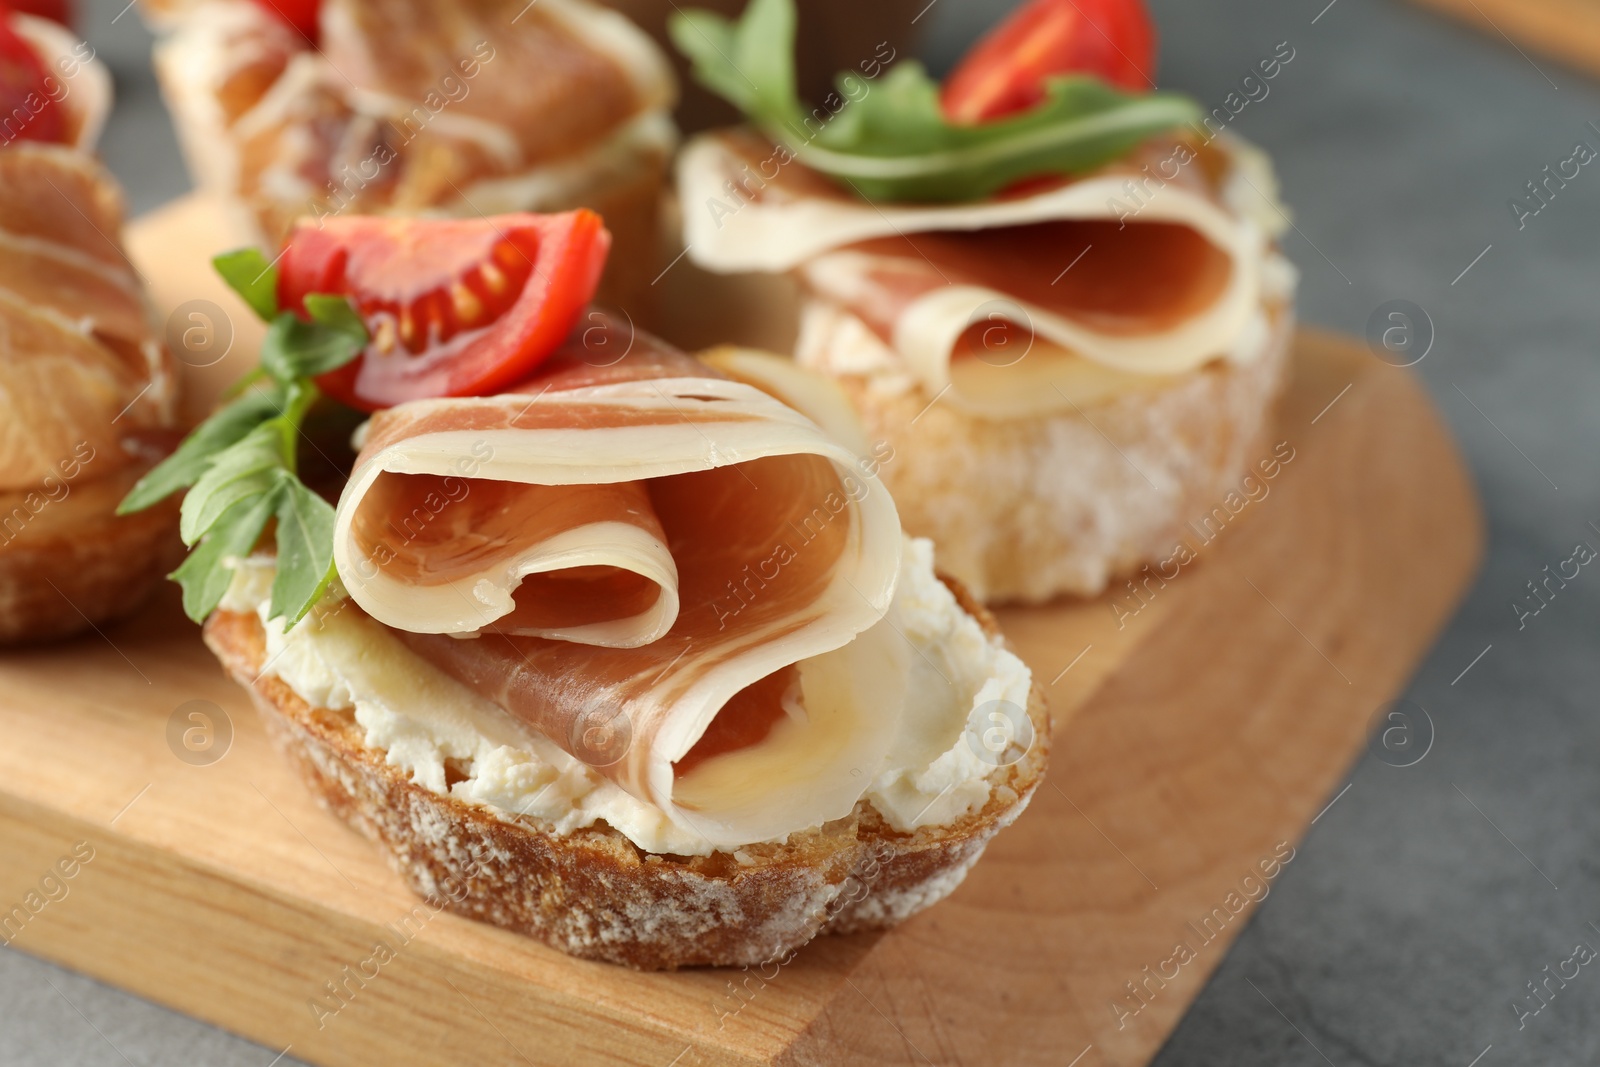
[7,0,73,27]
[942,0,1156,124]
[250,0,319,42]
[278,211,611,411]
[0,14,64,144]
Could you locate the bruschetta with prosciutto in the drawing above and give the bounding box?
[150,0,676,308]
[127,211,1048,969]
[674,0,1298,603]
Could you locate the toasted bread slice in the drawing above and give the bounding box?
[806,313,1294,604]
[203,576,1048,970]
[0,461,183,645]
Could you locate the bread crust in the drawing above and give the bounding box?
[0,463,182,646]
[203,576,1047,970]
[805,312,1294,604]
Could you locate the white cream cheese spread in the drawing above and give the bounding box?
[222,536,1032,857]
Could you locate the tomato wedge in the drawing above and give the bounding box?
[250,0,319,42]
[278,211,612,411]
[942,0,1156,124]
[0,13,64,144]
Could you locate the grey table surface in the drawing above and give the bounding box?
[4,0,1597,1063]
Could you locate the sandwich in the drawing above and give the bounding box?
[149,0,677,307]
[125,211,1047,969]
[0,13,181,644]
[674,0,1299,603]
[0,5,109,150]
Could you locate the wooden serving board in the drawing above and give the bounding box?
[0,196,1481,1067]
[1407,0,1600,81]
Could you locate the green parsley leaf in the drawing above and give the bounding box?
[259,297,368,382]
[170,489,281,622]
[118,387,284,515]
[670,0,1203,202]
[270,479,339,627]
[212,248,281,322]
[179,422,288,545]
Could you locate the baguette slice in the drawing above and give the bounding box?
[803,308,1295,604]
[204,575,1048,970]
[0,461,183,645]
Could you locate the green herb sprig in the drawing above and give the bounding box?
[120,249,367,626]
[669,0,1204,203]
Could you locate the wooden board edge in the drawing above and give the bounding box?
[779,335,1484,1065]
[0,792,764,1067]
[1407,0,1600,80]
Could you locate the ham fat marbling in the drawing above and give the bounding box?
[332,316,907,848]
[0,145,176,492]
[679,130,1295,415]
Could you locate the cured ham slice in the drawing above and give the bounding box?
[0,146,176,491]
[0,295,138,489]
[165,0,675,242]
[320,0,664,166]
[331,317,907,847]
[680,129,1294,415]
[0,229,150,345]
[0,145,127,264]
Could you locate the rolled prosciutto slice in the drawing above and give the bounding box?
[679,130,1295,415]
[331,316,907,848]
[158,0,676,243]
[0,145,177,492]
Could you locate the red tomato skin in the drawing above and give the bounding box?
[941,0,1156,124]
[6,0,72,27]
[250,0,319,42]
[0,14,64,144]
[278,211,612,411]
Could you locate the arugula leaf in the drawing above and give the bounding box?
[178,422,287,545]
[670,0,1203,202]
[669,10,756,115]
[811,72,1204,202]
[170,490,281,622]
[260,298,368,383]
[122,247,372,625]
[305,294,368,346]
[118,387,284,515]
[270,479,339,626]
[687,0,800,128]
[213,248,280,323]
